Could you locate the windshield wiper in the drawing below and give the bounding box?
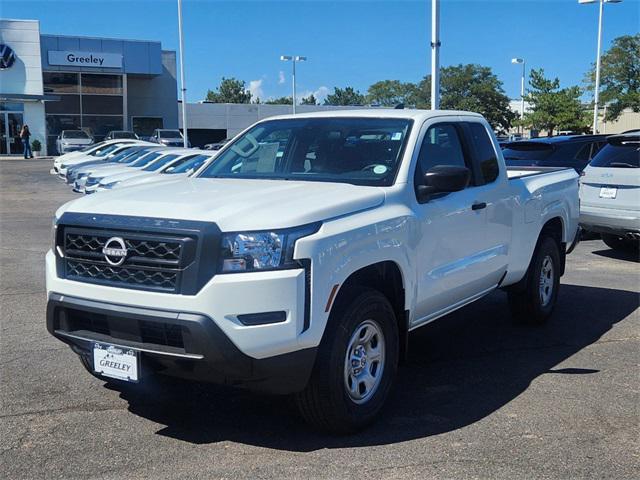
[609,162,638,168]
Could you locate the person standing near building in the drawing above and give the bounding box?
[20,125,33,159]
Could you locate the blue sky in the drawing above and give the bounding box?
[2,0,638,102]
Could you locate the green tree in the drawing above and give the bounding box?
[323,87,365,106]
[522,68,589,136]
[265,96,293,105]
[366,80,418,107]
[205,77,252,103]
[413,64,515,133]
[585,34,640,122]
[300,94,318,105]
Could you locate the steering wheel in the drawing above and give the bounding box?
[361,164,387,173]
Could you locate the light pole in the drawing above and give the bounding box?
[280,55,306,114]
[579,0,622,134]
[430,0,440,110]
[511,58,526,133]
[177,0,189,147]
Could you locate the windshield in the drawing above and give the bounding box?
[143,154,179,171]
[63,130,90,139]
[114,148,151,163]
[130,151,163,168]
[590,139,640,168]
[198,117,412,186]
[88,143,117,156]
[166,154,212,174]
[106,148,139,163]
[159,130,183,139]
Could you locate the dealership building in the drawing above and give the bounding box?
[0,19,178,155]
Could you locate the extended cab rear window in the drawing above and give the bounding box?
[589,137,640,168]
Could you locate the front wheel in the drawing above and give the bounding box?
[508,236,561,325]
[294,288,399,434]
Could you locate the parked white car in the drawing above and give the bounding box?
[80,148,175,193]
[56,130,94,154]
[95,149,201,191]
[580,133,639,251]
[71,146,164,192]
[47,110,579,433]
[53,139,149,178]
[111,151,218,190]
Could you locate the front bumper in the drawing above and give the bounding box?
[46,250,309,360]
[47,293,316,394]
[580,204,640,236]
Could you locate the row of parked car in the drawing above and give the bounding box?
[501,131,639,252]
[51,139,218,193]
[54,129,193,154]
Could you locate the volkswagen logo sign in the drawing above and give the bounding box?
[0,44,16,70]
[102,237,128,266]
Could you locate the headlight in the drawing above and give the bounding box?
[219,223,320,273]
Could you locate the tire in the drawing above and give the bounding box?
[601,233,638,252]
[294,287,399,434]
[508,236,561,325]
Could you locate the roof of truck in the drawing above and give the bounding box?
[266,108,484,121]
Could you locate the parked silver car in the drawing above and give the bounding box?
[56,130,94,154]
[580,133,639,251]
[149,129,190,147]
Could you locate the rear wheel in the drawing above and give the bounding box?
[294,288,399,434]
[601,233,639,252]
[508,236,561,325]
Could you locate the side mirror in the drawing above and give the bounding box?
[417,165,470,201]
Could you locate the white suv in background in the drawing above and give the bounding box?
[580,133,640,251]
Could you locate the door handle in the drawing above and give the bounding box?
[471,202,487,211]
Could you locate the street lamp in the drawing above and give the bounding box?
[579,0,623,134]
[177,0,189,147]
[511,57,526,133]
[280,55,306,114]
[430,0,441,110]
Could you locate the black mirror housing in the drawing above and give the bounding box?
[418,165,470,201]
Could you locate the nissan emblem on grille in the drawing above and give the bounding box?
[102,237,128,266]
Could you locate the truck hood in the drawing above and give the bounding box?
[58,178,386,231]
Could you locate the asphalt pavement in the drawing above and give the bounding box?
[1,159,638,479]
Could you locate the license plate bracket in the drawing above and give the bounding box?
[92,342,139,382]
[599,186,617,199]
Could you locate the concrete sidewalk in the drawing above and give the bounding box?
[0,155,54,161]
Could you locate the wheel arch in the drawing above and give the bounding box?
[328,261,410,361]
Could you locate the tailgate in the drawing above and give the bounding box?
[581,166,640,211]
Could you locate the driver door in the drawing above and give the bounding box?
[411,121,495,327]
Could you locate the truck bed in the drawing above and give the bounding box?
[507,166,571,179]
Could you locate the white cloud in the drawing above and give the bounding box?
[248,79,264,101]
[297,86,330,104]
[278,70,286,85]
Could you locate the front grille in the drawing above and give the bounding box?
[65,308,185,350]
[67,260,178,291]
[60,226,195,293]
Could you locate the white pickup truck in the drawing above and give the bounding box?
[46,110,580,433]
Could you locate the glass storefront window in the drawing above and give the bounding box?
[81,95,123,115]
[43,72,79,94]
[81,74,123,95]
[132,117,163,137]
[82,115,124,140]
[0,103,24,112]
[46,115,81,136]
[45,95,81,115]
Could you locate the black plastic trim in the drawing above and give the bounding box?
[237,311,286,326]
[47,293,317,394]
